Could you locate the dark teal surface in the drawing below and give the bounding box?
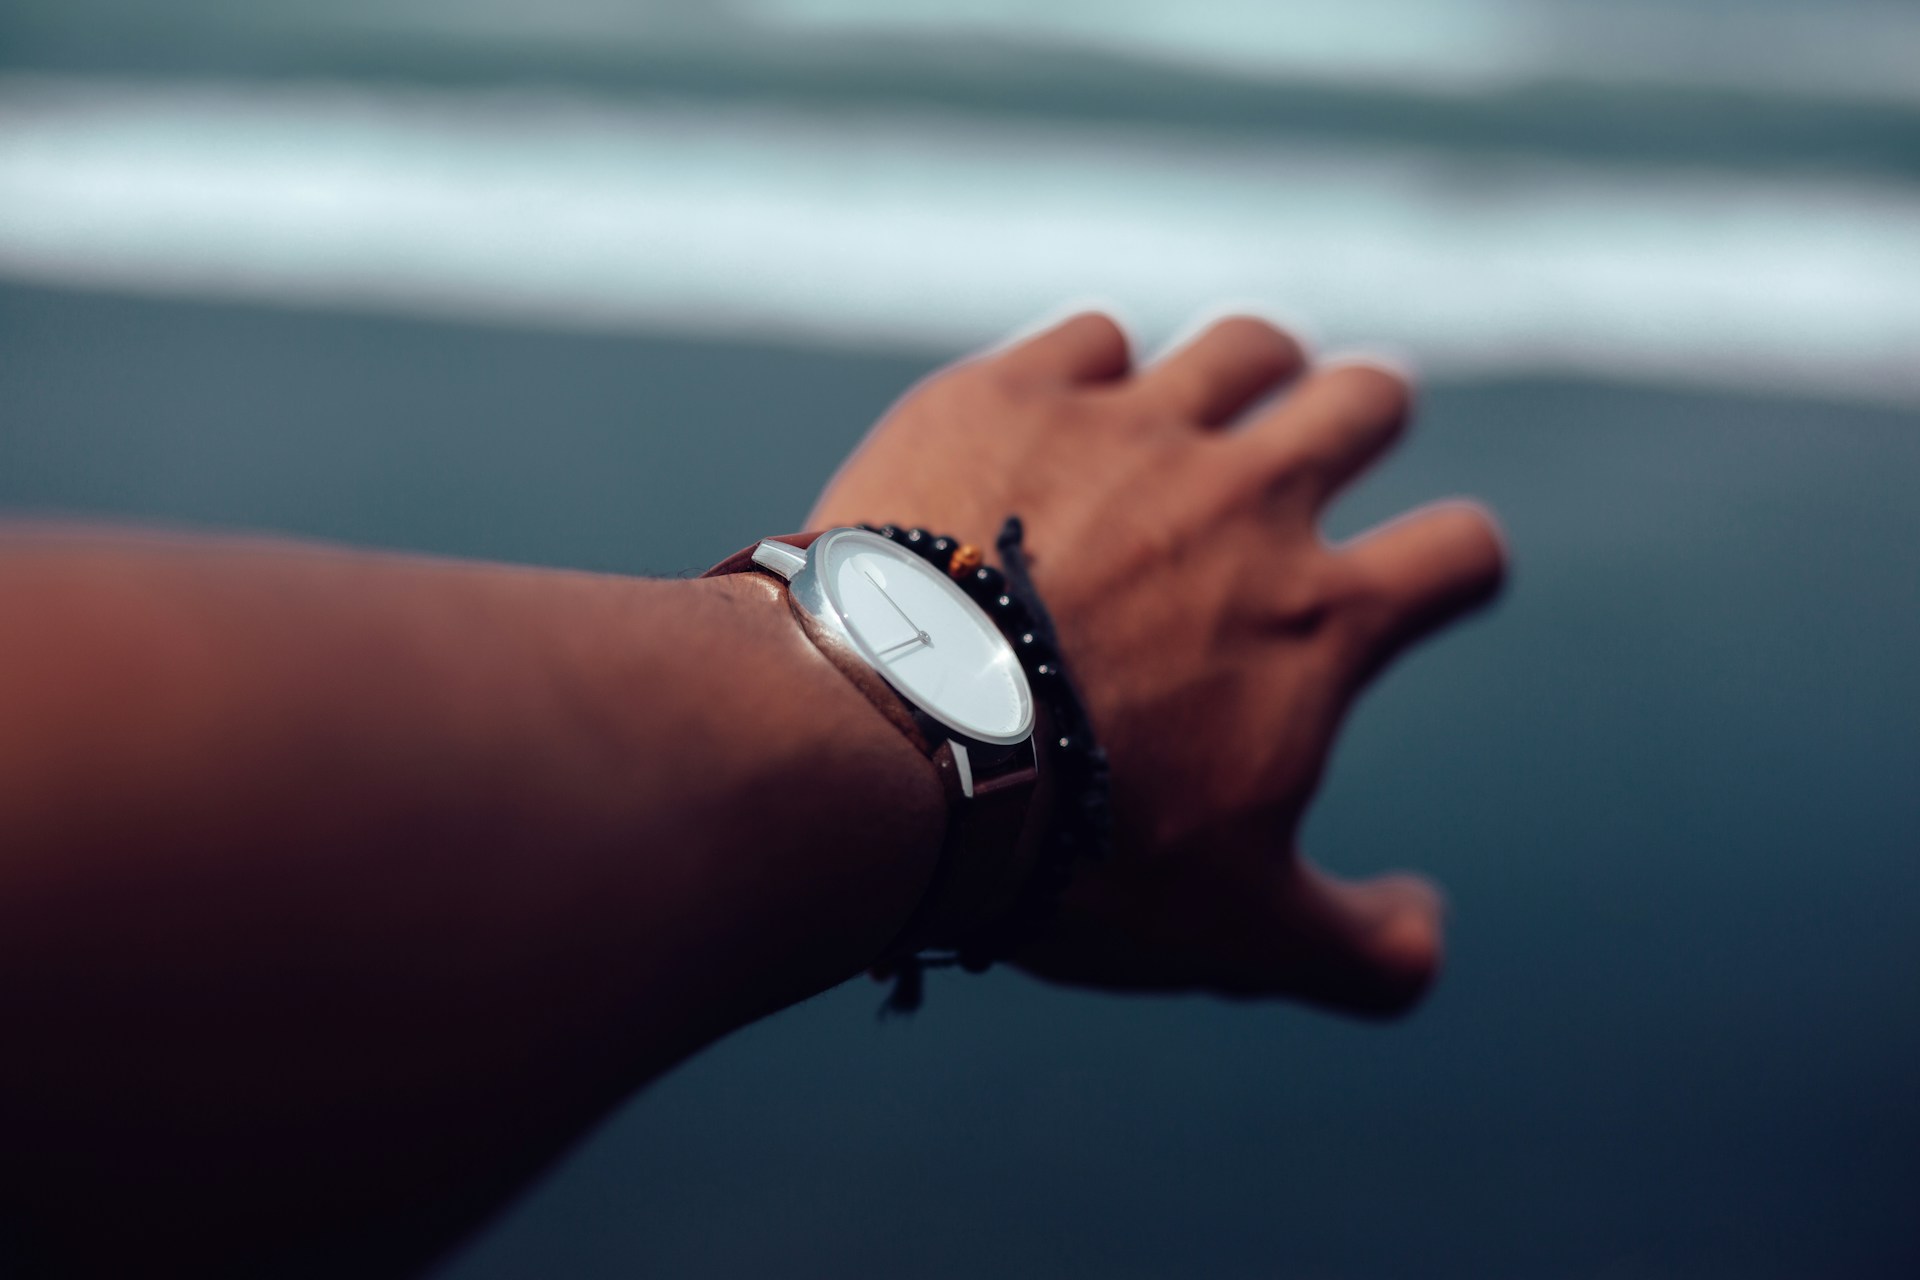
[3,283,1916,1278]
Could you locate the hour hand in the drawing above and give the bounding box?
[875,633,929,660]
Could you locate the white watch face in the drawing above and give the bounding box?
[814,530,1034,745]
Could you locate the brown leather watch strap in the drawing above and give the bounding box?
[702,532,1044,958]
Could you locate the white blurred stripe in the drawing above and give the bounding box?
[1,76,1917,406]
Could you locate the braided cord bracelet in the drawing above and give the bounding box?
[859,518,1113,1014]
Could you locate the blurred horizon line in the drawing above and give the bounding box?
[3,73,1917,409]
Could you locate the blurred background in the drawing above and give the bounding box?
[2,2,1917,1277]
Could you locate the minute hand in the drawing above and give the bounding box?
[863,570,931,646]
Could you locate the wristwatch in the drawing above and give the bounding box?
[704,527,1044,955]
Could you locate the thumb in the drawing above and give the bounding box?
[1267,859,1446,1017]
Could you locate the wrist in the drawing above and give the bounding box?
[694,534,1058,1001]
[749,522,1106,1010]
[607,572,950,1024]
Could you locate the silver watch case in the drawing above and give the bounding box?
[752,528,1035,797]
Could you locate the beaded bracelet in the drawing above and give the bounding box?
[859,517,1113,1014]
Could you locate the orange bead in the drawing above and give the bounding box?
[948,544,983,577]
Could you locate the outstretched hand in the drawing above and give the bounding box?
[810,314,1505,1015]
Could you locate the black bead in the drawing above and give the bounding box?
[1081,792,1112,829]
[877,524,901,542]
[903,527,930,553]
[928,535,956,561]
[1014,630,1052,665]
[988,591,1028,625]
[1056,758,1095,791]
[968,565,1005,598]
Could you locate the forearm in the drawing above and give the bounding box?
[0,525,942,1270]
[0,307,1510,1274]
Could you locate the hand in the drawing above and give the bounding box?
[810,314,1505,1015]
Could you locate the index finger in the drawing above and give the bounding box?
[992,312,1134,386]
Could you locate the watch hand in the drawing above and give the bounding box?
[875,635,925,659]
[863,570,931,647]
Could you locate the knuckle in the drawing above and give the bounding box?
[1062,310,1134,371]
[1047,388,1127,439]
[1067,309,1130,349]
[994,310,1132,388]
[1318,554,1402,643]
[1321,360,1416,432]
[1317,554,1375,612]
[1207,314,1306,370]
[1262,554,1344,635]
[1213,437,1310,510]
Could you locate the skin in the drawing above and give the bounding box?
[0,313,1502,1275]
